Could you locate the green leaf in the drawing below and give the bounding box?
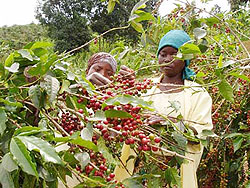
[233,136,244,152]
[105,109,133,118]
[89,110,106,121]
[222,60,236,68]
[80,128,92,141]
[22,174,37,188]
[198,44,208,53]
[196,72,205,78]
[122,178,143,188]
[30,41,53,49]
[179,43,201,54]
[198,38,208,53]
[201,130,218,137]
[62,151,79,166]
[168,101,181,112]
[27,63,42,76]
[134,12,155,23]
[17,49,33,61]
[0,61,5,79]
[218,79,234,102]
[193,28,207,40]
[205,17,219,27]
[65,95,76,110]
[107,0,116,14]
[224,133,243,139]
[0,109,7,136]
[245,180,250,188]
[97,137,119,165]
[10,137,38,177]
[128,14,140,22]
[2,153,18,172]
[40,54,57,75]
[67,71,75,80]
[0,164,14,188]
[4,53,14,67]
[0,98,23,108]
[69,137,98,152]
[74,152,90,169]
[217,54,223,68]
[40,75,60,103]
[32,48,48,57]
[229,72,250,82]
[165,168,181,187]
[29,85,41,109]
[14,126,44,136]
[131,0,149,15]
[172,132,187,149]
[103,94,153,110]
[17,136,63,164]
[59,80,70,94]
[5,62,19,73]
[79,76,95,95]
[131,20,144,33]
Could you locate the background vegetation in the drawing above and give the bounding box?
[0,0,249,187]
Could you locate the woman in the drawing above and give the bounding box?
[86,52,134,85]
[114,30,213,188]
[58,52,134,188]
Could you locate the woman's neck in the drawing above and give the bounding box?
[161,73,184,84]
[159,74,184,92]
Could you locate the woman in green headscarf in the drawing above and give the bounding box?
[114,30,213,188]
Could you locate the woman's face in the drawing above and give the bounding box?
[158,46,185,77]
[87,59,115,80]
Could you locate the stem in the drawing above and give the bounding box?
[142,150,170,168]
[56,25,130,63]
[53,166,70,188]
[66,164,107,187]
[139,126,197,154]
[117,155,133,176]
[106,126,196,160]
[158,114,200,143]
[9,119,22,128]
[42,110,70,136]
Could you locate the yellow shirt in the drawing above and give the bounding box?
[114,77,213,188]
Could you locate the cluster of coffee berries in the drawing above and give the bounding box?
[112,75,153,96]
[56,112,83,135]
[74,150,117,183]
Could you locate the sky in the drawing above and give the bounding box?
[0,0,38,27]
[0,0,231,27]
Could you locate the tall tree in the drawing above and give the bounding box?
[36,0,95,53]
[36,0,157,53]
[228,0,249,10]
[90,0,157,44]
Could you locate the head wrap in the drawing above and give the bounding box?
[86,52,117,74]
[157,30,196,80]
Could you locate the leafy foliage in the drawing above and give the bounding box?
[0,0,249,187]
[36,0,157,53]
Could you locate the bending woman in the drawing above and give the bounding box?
[86,52,134,85]
[114,30,213,188]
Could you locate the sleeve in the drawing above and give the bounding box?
[188,90,213,138]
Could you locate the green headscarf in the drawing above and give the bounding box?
[157,30,196,80]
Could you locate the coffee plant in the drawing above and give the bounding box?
[0,0,250,188]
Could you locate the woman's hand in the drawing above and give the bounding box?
[119,65,135,80]
[86,72,111,86]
